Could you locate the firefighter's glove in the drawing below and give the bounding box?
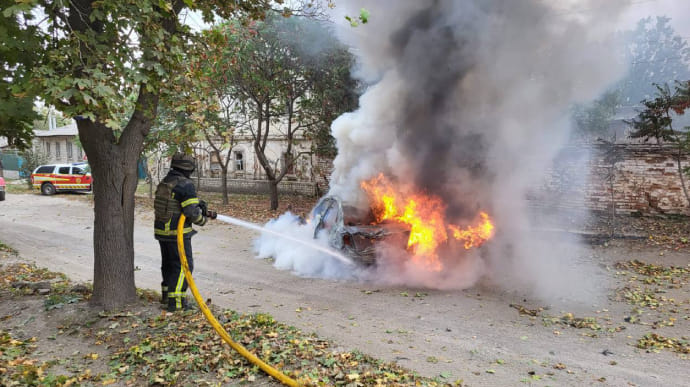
[199,200,208,216]
[206,210,217,220]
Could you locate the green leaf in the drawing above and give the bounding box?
[158,0,172,12]
[82,93,97,105]
[2,4,33,18]
[359,8,369,24]
[344,15,358,27]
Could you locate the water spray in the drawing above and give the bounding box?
[216,214,355,266]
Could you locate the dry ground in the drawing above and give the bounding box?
[0,186,689,386]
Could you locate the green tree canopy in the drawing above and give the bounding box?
[5,0,270,309]
[219,14,357,209]
[0,0,42,149]
[162,12,357,209]
[571,90,620,139]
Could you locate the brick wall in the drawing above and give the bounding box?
[211,147,689,215]
[534,145,690,215]
[198,177,316,196]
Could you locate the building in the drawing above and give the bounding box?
[32,121,85,164]
[203,133,314,181]
[147,122,326,197]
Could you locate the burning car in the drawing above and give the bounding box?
[310,195,410,266]
[311,174,495,269]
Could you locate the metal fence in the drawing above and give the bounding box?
[0,150,25,177]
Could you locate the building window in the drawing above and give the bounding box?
[46,142,51,156]
[67,141,73,160]
[77,147,83,160]
[55,142,61,158]
[234,151,244,171]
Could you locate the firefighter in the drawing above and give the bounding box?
[154,153,217,312]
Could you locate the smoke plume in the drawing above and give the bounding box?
[259,0,630,302]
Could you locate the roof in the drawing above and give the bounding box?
[36,162,88,168]
[34,122,78,137]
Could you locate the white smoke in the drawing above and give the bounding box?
[255,212,360,279]
[260,0,630,303]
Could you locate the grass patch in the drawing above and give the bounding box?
[0,241,18,256]
[4,181,34,195]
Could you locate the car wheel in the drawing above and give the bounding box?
[41,183,56,196]
[0,191,5,201]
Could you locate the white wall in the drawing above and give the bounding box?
[34,136,83,164]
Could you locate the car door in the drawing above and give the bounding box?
[70,165,91,190]
[54,166,72,190]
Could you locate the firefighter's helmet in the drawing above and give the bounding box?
[170,153,195,172]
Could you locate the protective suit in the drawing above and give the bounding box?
[154,153,208,312]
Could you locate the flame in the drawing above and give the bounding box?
[448,212,494,249]
[361,174,495,270]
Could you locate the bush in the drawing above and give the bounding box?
[19,148,48,189]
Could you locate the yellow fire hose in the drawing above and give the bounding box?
[176,215,300,387]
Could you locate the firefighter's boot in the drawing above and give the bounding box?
[160,286,168,305]
[167,295,195,312]
[181,298,196,311]
[167,294,181,312]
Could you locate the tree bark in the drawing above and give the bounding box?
[675,150,690,206]
[251,100,280,210]
[221,166,229,205]
[269,180,279,210]
[668,119,690,207]
[77,120,142,309]
[76,87,157,310]
[609,166,616,237]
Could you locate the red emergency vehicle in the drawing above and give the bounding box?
[30,163,92,195]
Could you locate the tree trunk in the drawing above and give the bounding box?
[269,179,279,210]
[252,100,280,210]
[77,119,144,310]
[609,167,616,237]
[675,151,690,206]
[221,166,229,205]
[195,148,201,189]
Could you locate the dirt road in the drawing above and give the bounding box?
[1,193,688,386]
